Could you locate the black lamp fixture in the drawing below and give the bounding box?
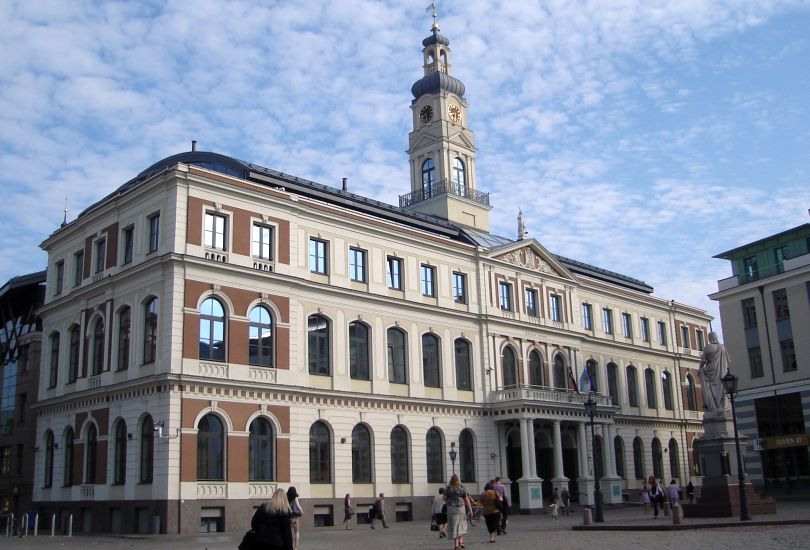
[449,442,457,476]
[721,369,751,521]
[584,392,604,523]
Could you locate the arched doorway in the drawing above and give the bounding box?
[505,424,522,510]
[562,429,580,501]
[533,427,553,499]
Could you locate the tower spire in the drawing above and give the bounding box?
[426,2,439,30]
[61,196,68,227]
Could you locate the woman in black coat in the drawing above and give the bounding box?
[250,488,293,550]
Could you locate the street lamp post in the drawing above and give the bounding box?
[721,370,751,521]
[584,393,604,523]
[449,442,457,477]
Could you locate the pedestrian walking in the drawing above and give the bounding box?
[343,493,354,530]
[560,486,570,516]
[369,493,389,529]
[686,481,695,504]
[642,482,651,514]
[649,477,664,519]
[432,487,448,539]
[668,479,680,507]
[287,487,303,550]
[493,476,509,535]
[550,492,559,520]
[479,481,501,543]
[247,488,293,550]
[445,474,471,550]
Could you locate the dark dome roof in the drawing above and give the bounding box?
[411,71,465,100]
[422,28,449,47]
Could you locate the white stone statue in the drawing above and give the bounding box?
[698,332,729,415]
[517,209,527,240]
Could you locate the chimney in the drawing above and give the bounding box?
[191,140,197,152]
[342,177,348,192]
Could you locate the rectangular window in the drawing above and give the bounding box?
[602,308,613,334]
[780,340,797,372]
[148,214,160,253]
[309,238,328,274]
[774,245,787,265]
[251,223,273,259]
[54,261,64,295]
[749,347,764,378]
[742,298,758,328]
[640,317,650,342]
[681,325,690,348]
[386,256,402,290]
[0,447,10,474]
[696,329,705,351]
[452,272,467,304]
[582,303,593,330]
[122,226,134,264]
[773,288,790,320]
[348,247,366,282]
[657,321,667,345]
[95,238,106,273]
[743,256,758,280]
[499,282,512,311]
[622,313,632,338]
[74,251,84,286]
[526,289,538,316]
[550,294,562,321]
[203,212,227,250]
[420,264,436,297]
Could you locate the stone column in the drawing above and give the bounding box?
[519,418,531,481]
[601,423,624,505]
[527,420,538,478]
[577,421,595,505]
[517,418,544,512]
[551,420,569,493]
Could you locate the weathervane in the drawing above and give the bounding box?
[426,2,439,29]
[62,196,69,227]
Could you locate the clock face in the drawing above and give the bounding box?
[448,104,462,123]
[419,105,434,124]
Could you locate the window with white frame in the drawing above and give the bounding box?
[252,223,273,260]
[696,329,705,351]
[74,251,84,286]
[526,288,538,316]
[622,312,632,337]
[603,308,613,334]
[204,212,227,250]
[309,238,328,274]
[640,317,650,342]
[681,325,690,349]
[148,213,160,253]
[421,264,436,297]
[122,225,134,264]
[582,303,593,330]
[452,272,467,303]
[95,238,106,273]
[550,294,562,321]
[54,261,64,295]
[349,247,366,282]
[657,321,667,345]
[387,256,402,290]
[499,282,512,311]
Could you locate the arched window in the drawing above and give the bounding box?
[455,339,472,391]
[426,427,444,483]
[117,307,131,371]
[249,305,274,367]
[584,359,598,392]
[593,435,603,479]
[143,297,158,364]
[44,430,55,488]
[614,436,625,479]
[633,437,644,480]
[421,158,436,198]
[113,420,127,485]
[502,346,517,387]
[249,417,274,481]
[85,423,98,484]
[645,368,657,408]
[309,421,331,483]
[452,157,466,195]
[68,326,80,383]
[626,365,639,407]
[199,297,226,362]
[197,414,225,481]
[668,438,680,479]
[459,429,476,483]
[661,371,673,410]
[553,354,567,390]
[349,322,370,380]
[391,426,410,483]
[652,438,663,480]
[529,350,544,386]
[422,333,441,388]
[308,314,330,375]
[387,328,407,384]
[140,415,154,483]
[49,332,60,388]
[351,424,372,483]
[607,362,620,404]
[64,427,74,487]
[91,318,105,375]
[685,374,697,411]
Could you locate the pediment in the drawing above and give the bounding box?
[448,130,476,151]
[490,240,576,281]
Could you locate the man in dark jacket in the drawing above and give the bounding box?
[369,493,389,529]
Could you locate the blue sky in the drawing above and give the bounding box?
[1,0,809,334]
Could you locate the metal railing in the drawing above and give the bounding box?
[493,384,613,407]
[399,179,490,208]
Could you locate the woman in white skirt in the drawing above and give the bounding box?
[444,474,471,550]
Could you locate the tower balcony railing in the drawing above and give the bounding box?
[493,384,613,408]
[399,178,490,208]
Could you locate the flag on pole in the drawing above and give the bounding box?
[567,366,579,393]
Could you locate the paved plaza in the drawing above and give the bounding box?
[3,502,810,550]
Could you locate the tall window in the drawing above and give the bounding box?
[143,297,158,364]
[309,238,328,274]
[351,424,372,483]
[349,247,366,282]
[502,346,517,387]
[349,322,370,380]
[68,326,80,383]
[452,157,466,195]
[652,438,663,480]
[48,332,60,388]
[249,306,274,367]
[459,429,475,483]
[553,354,566,390]
[426,428,444,483]
[64,427,74,487]
[310,422,332,483]
[696,329,705,351]
[773,288,796,371]
[550,294,562,321]
[607,362,619,405]
[633,437,644,480]
[421,264,436,297]
[387,328,407,384]
[668,439,680,479]
[422,333,441,388]
[421,158,436,197]
[91,318,105,376]
[249,417,274,481]
[308,315,330,375]
[622,312,632,337]
[645,368,657,408]
[529,350,544,386]
[685,374,697,410]
[602,308,613,334]
[526,289,538,316]
[95,238,106,273]
[252,223,273,259]
[582,303,593,329]
[452,272,467,304]
[749,347,764,378]
[455,339,472,391]
[614,437,625,479]
[204,212,227,250]
[85,423,98,484]
[197,414,225,480]
[657,321,667,345]
[499,282,512,311]
[681,325,690,348]
[742,298,758,328]
[74,251,84,286]
[199,297,226,361]
[122,226,134,264]
[584,360,598,393]
[117,307,131,371]
[54,261,64,295]
[140,415,154,483]
[390,426,410,483]
[148,213,160,253]
[44,430,55,488]
[626,365,638,407]
[640,317,650,342]
[661,371,673,410]
[386,256,402,290]
[743,256,758,280]
[113,420,127,485]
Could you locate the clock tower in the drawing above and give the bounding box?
[400,20,491,231]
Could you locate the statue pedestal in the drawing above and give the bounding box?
[517,478,544,514]
[601,477,624,504]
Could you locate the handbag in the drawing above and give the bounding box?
[238,529,256,550]
[430,517,439,531]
